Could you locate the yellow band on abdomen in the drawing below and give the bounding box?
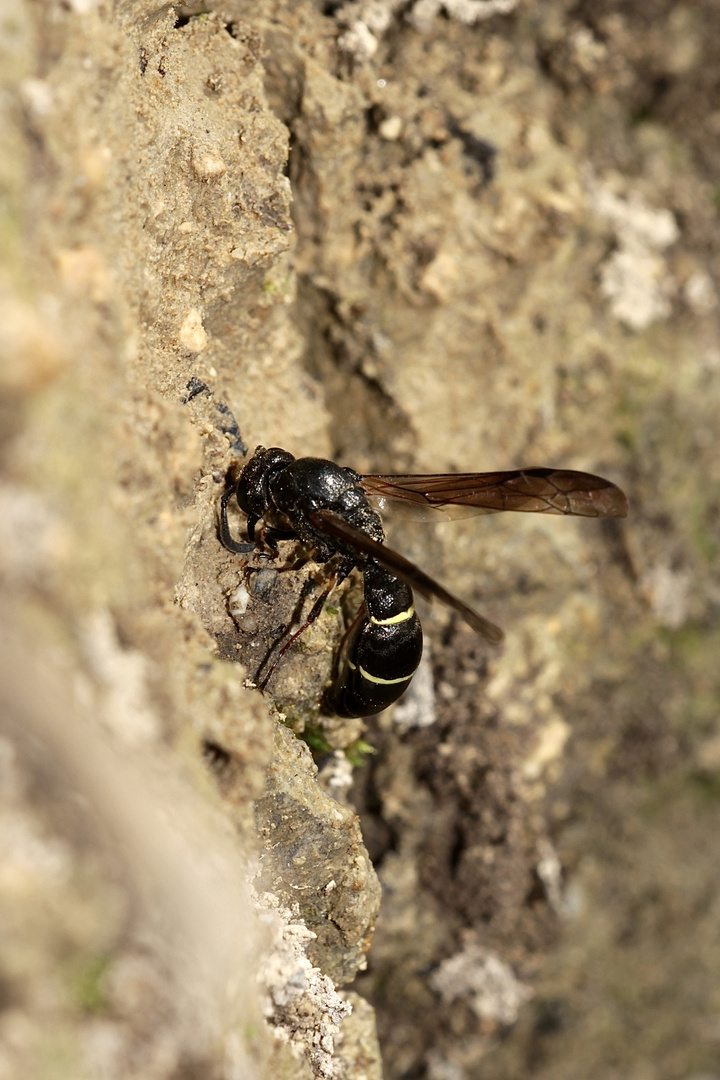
[369,605,415,627]
[358,665,414,686]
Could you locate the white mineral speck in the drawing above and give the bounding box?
[178,308,208,353]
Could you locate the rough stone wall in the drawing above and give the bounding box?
[2,1,720,1078]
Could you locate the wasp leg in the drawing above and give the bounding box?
[257,556,356,692]
[257,572,339,691]
[272,547,318,574]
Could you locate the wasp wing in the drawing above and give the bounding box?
[361,468,628,520]
[309,509,504,644]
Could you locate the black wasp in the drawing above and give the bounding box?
[219,446,628,718]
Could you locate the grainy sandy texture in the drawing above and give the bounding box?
[2,0,720,1078]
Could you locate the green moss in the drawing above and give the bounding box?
[345,737,376,768]
[297,726,333,754]
[688,495,720,564]
[686,771,720,806]
[67,953,110,1014]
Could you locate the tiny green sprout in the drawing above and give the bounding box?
[345,738,377,768]
[298,727,334,755]
[325,605,339,616]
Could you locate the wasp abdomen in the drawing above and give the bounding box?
[329,563,423,718]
